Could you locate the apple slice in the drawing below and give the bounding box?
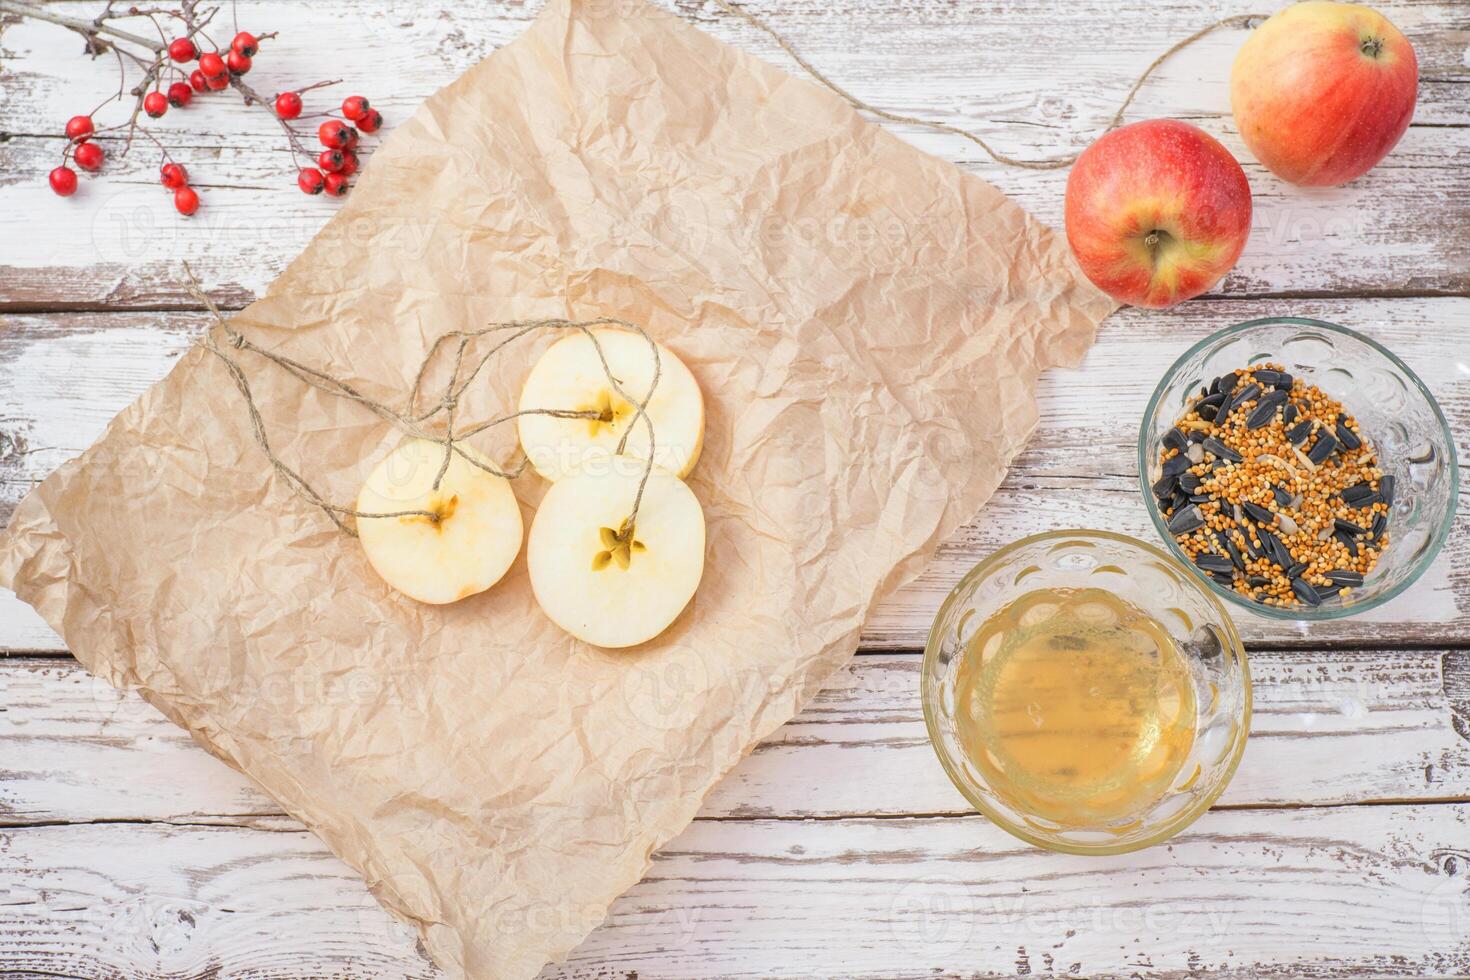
[518,328,704,482]
[527,455,705,648]
[356,438,523,604]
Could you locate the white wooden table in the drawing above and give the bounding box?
[2,1,1468,976]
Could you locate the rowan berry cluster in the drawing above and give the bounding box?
[20,0,385,216]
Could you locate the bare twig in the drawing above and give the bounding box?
[0,0,162,51]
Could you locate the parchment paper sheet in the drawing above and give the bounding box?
[0,1,1114,975]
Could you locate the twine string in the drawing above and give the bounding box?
[184,6,1259,538]
[711,0,1267,171]
[183,263,663,540]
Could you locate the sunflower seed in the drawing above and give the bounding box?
[1326,570,1364,586]
[1198,391,1226,411]
[1203,437,1243,463]
[1281,403,1299,427]
[1307,432,1338,464]
[1273,372,1294,390]
[1315,584,1344,601]
[1342,482,1376,506]
[1227,383,1262,416]
[1335,419,1362,451]
[1212,372,1240,395]
[1189,493,1211,503]
[1198,403,1219,422]
[1163,428,1188,454]
[1291,578,1322,606]
[1153,475,1178,498]
[1180,472,1203,493]
[1163,454,1191,478]
[1252,368,1283,386]
[1271,485,1293,508]
[1379,475,1395,507]
[1285,420,1313,445]
[1250,389,1289,423]
[1247,575,1270,587]
[1214,529,1245,570]
[1195,554,1235,574]
[1246,401,1279,430]
[1370,513,1387,539]
[1334,517,1368,536]
[1242,501,1276,525]
[1168,505,1205,534]
[1334,529,1359,557]
[1270,534,1295,569]
[1245,532,1266,559]
[1286,562,1307,579]
[1257,527,1284,565]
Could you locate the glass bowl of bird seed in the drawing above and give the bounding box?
[1138,317,1457,620]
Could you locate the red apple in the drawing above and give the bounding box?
[1064,119,1252,310]
[1231,2,1417,186]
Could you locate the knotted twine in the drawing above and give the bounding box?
[186,264,661,541]
[188,5,1267,535]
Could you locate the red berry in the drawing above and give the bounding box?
[198,51,226,78]
[49,165,78,196]
[317,119,351,149]
[206,72,230,91]
[317,148,345,173]
[230,31,259,58]
[167,37,196,62]
[64,115,94,141]
[174,186,200,216]
[341,95,370,121]
[225,50,252,76]
[73,141,105,171]
[297,168,326,195]
[189,70,208,92]
[323,172,349,196]
[167,82,193,108]
[355,108,383,134]
[144,91,168,118]
[160,162,189,189]
[339,150,359,177]
[274,91,303,120]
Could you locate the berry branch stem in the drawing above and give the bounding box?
[0,0,162,52]
[232,74,341,161]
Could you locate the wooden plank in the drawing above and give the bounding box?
[1,297,1465,651]
[0,0,1465,306]
[1,805,1468,978]
[2,647,1467,825]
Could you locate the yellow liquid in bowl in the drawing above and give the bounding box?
[954,587,1198,828]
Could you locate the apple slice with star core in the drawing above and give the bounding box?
[527,455,705,648]
[356,438,523,604]
[517,328,704,482]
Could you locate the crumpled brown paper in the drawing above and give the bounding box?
[0,1,1114,976]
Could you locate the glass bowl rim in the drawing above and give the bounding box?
[1136,316,1460,622]
[919,527,1252,856]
